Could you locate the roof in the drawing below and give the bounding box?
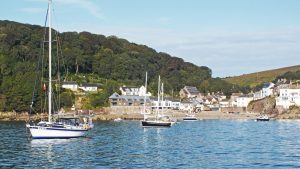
[81,83,98,87]
[183,86,200,95]
[109,92,120,99]
[109,93,150,102]
[239,94,254,98]
[121,86,139,90]
[62,81,78,85]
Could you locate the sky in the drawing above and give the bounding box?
[1,0,300,77]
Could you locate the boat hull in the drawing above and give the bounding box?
[141,120,171,127]
[183,117,198,121]
[28,127,88,139]
[256,119,269,121]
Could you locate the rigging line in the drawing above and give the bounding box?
[54,31,62,109]
[29,5,49,116]
[57,34,69,81]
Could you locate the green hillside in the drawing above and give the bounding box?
[224,65,300,87]
[0,20,212,112]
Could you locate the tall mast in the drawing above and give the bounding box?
[156,75,160,119]
[48,0,52,122]
[143,72,147,119]
[161,82,164,111]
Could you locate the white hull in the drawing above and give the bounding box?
[28,127,88,139]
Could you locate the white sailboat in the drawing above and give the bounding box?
[26,0,93,139]
[141,75,171,127]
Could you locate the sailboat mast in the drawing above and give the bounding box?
[48,0,52,122]
[143,72,147,114]
[156,75,160,118]
[161,82,164,111]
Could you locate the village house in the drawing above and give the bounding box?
[229,93,243,107]
[236,94,254,108]
[109,92,151,107]
[150,97,181,110]
[179,100,194,111]
[262,82,275,97]
[179,86,201,98]
[203,95,219,105]
[62,81,78,91]
[219,99,230,108]
[276,88,300,109]
[78,83,98,92]
[120,85,151,96]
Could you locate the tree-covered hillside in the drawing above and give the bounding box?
[0,20,212,112]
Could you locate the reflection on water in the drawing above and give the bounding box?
[2,120,300,168]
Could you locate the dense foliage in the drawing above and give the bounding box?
[198,78,251,97]
[0,20,213,112]
[275,71,300,81]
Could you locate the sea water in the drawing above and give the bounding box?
[1,120,300,168]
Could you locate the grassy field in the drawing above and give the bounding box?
[224,65,300,88]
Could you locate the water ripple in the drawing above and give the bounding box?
[1,120,300,168]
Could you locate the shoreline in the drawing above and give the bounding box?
[0,111,272,122]
[1,109,299,122]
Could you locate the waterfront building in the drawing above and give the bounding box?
[109,92,151,107]
[150,97,181,110]
[179,101,193,111]
[276,88,300,109]
[120,85,152,96]
[230,93,243,107]
[236,94,254,108]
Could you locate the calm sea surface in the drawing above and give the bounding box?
[1,120,300,168]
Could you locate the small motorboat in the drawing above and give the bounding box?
[256,114,270,121]
[183,114,198,121]
[114,118,123,122]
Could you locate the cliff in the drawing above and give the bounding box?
[247,96,277,115]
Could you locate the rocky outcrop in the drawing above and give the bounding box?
[275,105,300,119]
[247,96,278,115]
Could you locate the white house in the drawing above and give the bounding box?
[179,101,194,111]
[150,97,180,110]
[219,100,230,108]
[230,93,243,107]
[78,83,98,92]
[262,82,275,97]
[276,88,300,109]
[120,86,151,96]
[62,81,78,91]
[236,94,254,108]
[254,91,263,100]
[171,100,181,110]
